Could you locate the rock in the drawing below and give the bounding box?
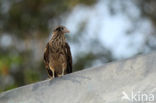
[0,52,156,103]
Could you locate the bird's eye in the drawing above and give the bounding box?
[61,27,64,30]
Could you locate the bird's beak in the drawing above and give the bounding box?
[64,28,70,33]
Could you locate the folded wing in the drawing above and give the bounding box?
[43,43,53,77]
[65,42,72,73]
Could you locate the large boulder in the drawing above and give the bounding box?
[0,52,156,103]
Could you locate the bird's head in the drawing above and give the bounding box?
[53,25,70,34]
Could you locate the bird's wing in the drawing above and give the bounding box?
[43,43,53,77]
[43,43,49,69]
[65,42,72,73]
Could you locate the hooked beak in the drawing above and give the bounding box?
[64,28,70,33]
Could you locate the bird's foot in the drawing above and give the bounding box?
[61,69,65,77]
[61,74,64,77]
[57,74,62,77]
[49,77,54,80]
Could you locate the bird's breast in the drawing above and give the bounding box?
[49,52,67,74]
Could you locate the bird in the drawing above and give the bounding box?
[43,25,72,79]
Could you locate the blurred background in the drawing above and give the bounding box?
[0,0,156,92]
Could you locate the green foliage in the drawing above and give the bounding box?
[3,84,18,92]
[0,52,22,75]
[24,69,40,83]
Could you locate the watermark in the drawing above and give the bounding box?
[121,91,155,103]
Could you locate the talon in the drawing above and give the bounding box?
[49,77,54,80]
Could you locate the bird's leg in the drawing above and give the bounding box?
[57,69,64,77]
[48,74,53,79]
[61,69,65,76]
[51,69,55,78]
[49,75,53,80]
[61,63,66,77]
[58,64,66,77]
[49,67,55,79]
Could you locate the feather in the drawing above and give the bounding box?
[43,43,49,69]
[65,42,72,73]
[43,43,53,77]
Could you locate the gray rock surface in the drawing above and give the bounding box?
[0,52,156,103]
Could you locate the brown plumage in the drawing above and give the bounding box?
[43,25,72,79]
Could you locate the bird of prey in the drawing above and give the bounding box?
[43,25,72,79]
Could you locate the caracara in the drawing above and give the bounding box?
[43,25,72,79]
